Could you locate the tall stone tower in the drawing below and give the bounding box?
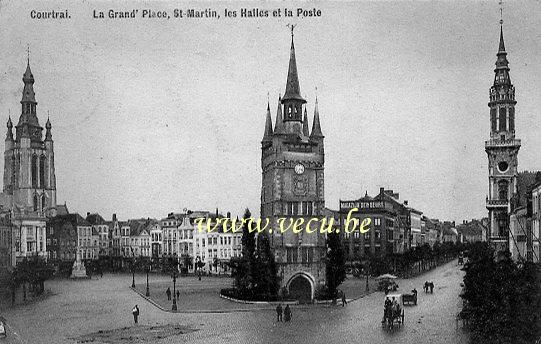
[2,58,57,262]
[261,30,326,302]
[485,25,520,253]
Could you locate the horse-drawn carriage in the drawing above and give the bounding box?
[376,274,399,293]
[382,293,404,329]
[402,290,417,305]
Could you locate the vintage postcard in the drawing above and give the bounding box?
[0,1,539,344]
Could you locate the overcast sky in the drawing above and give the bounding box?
[0,1,540,222]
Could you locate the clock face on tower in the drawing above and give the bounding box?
[498,161,509,173]
[294,164,305,175]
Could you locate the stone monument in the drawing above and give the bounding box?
[70,249,88,279]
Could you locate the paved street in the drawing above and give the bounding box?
[132,273,378,312]
[0,260,468,344]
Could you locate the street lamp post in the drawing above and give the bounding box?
[171,269,178,311]
[145,265,150,297]
[131,259,136,288]
[365,264,369,293]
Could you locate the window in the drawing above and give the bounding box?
[10,156,16,186]
[33,195,38,211]
[41,194,46,211]
[490,108,497,132]
[292,202,299,215]
[499,107,507,132]
[374,218,381,226]
[509,108,515,132]
[302,201,313,215]
[31,155,38,187]
[39,155,46,187]
[498,180,509,200]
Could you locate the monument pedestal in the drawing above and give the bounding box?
[70,252,88,279]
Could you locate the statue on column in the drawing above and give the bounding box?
[70,248,88,279]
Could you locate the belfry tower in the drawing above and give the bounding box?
[485,22,520,252]
[2,57,57,262]
[260,28,326,302]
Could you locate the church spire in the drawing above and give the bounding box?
[6,116,13,141]
[310,96,323,138]
[22,57,36,104]
[274,95,284,134]
[498,26,506,53]
[262,102,273,142]
[45,115,52,141]
[282,25,306,104]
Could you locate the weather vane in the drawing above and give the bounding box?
[499,0,504,25]
[287,23,297,37]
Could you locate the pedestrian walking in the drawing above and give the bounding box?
[284,305,292,322]
[276,303,283,322]
[166,287,171,300]
[342,291,347,307]
[176,290,180,300]
[132,305,139,324]
[429,282,434,293]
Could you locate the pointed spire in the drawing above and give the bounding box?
[282,27,306,104]
[6,116,13,141]
[302,108,309,136]
[310,97,323,138]
[274,95,285,134]
[21,53,36,104]
[262,102,273,142]
[45,113,52,141]
[498,25,506,53]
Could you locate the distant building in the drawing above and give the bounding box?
[0,60,59,264]
[47,213,96,265]
[529,181,541,262]
[127,218,153,257]
[0,212,13,269]
[456,219,486,243]
[339,187,418,259]
[86,213,110,257]
[442,222,458,243]
[509,172,541,262]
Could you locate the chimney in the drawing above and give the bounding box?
[380,187,384,194]
[227,211,231,218]
[113,213,117,222]
[87,212,90,218]
[404,200,408,206]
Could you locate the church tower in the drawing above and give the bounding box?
[261,29,326,302]
[2,58,57,262]
[485,23,520,253]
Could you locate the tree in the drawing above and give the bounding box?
[254,234,279,297]
[461,242,541,344]
[326,231,346,300]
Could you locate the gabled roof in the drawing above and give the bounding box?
[86,213,106,225]
[56,203,69,215]
[74,213,91,226]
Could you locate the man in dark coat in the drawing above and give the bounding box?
[429,282,434,293]
[276,303,283,322]
[284,305,292,322]
[132,305,140,324]
[166,287,171,300]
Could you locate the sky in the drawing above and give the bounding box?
[0,1,540,222]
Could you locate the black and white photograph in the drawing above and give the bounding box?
[0,1,539,343]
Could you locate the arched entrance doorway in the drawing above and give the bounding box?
[288,274,313,304]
